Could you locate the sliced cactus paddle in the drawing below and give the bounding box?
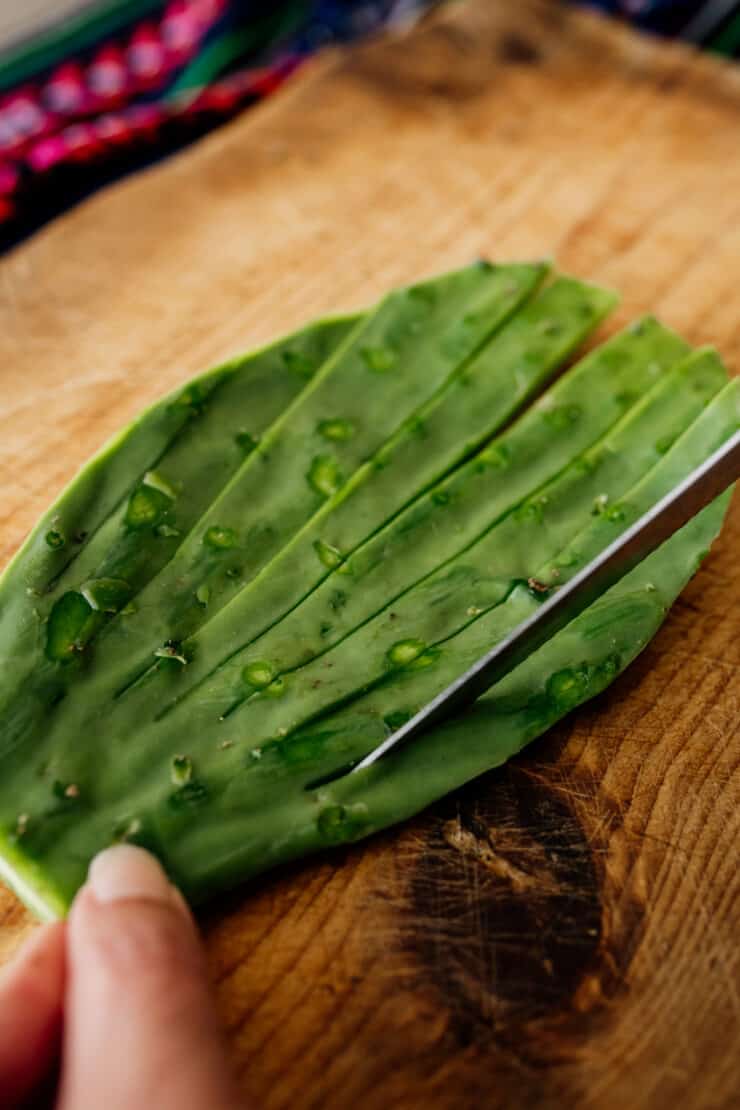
[53,272,615,736]
[72,347,726,801]
[0,261,541,785]
[93,260,544,691]
[0,262,734,920]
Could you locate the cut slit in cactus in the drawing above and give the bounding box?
[0,314,360,745]
[90,349,729,784]
[71,272,617,728]
[0,262,735,919]
[97,260,546,677]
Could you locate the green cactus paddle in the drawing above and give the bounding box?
[0,265,733,920]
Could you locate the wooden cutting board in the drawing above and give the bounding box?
[1,2,739,1107]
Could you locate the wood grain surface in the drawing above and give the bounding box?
[1,2,739,1107]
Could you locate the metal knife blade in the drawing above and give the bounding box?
[353,427,740,773]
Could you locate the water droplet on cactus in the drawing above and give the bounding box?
[171,754,193,786]
[45,530,65,549]
[317,803,367,842]
[387,639,427,668]
[411,648,441,670]
[126,485,168,529]
[546,666,589,710]
[314,539,343,569]
[605,504,626,522]
[46,592,95,662]
[195,584,210,607]
[307,455,343,499]
[264,676,287,698]
[592,493,609,516]
[318,418,355,442]
[242,661,276,689]
[204,525,237,550]
[80,577,130,613]
[361,346,396,373]
[155,523,180,538]
[142,470,177,500]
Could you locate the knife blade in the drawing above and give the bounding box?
[352,427,740,773]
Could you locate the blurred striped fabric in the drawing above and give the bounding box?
[0,1,737,250]
[582,0,740,46]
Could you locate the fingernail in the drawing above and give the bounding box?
[88,844,172,906]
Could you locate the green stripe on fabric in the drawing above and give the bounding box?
[165,1,311,99]
[708,12,740,55]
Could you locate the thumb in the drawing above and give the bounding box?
[58,845,243,1110]
[0,921,65,1106]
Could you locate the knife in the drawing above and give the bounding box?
[353,427,740,773]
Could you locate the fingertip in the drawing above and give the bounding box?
[84,844,189,915]
[67,845,200,995]
[61,850,239,1108]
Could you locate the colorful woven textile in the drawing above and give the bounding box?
[0,1,432,248]
[0,1,737,250]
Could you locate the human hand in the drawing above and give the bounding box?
[0,845,243,1109]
